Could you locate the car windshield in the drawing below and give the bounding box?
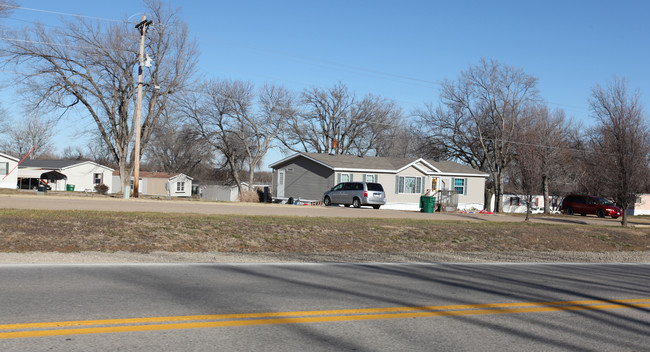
[595,197,613,205]
[367,183,384,191]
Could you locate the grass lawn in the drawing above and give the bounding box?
[0,209,647,254]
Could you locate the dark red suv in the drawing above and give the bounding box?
[560,194,622,219]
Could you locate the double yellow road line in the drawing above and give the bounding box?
[1,298,649,339]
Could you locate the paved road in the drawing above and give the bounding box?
[0,263,648,351]
[0,193,640,226]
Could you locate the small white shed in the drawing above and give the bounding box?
[167,174,193,197]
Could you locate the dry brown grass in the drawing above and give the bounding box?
[239,190,261,203]
[0,209,648,254]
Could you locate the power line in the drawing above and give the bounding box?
[0,4,126,24]
[206,36,440,89]
[1,4,438,94]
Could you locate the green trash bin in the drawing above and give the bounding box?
[66,184,75,191]
[420,195,436,213]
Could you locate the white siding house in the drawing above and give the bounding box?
[18,160,114,193]
[0,152,19,189]
[628,194,650,216]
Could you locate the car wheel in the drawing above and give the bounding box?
[324,196,331,206]
[597,209,605,218]
[566,207,574,216]
[352,198,361,208]
[373,205,380,209]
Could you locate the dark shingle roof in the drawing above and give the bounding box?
[302,152,415,170]
[296,152,486,175]
[19,159,90,169]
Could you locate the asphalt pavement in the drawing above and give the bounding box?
[0,263,648,351]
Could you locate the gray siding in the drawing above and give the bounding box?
[273,157,334,200]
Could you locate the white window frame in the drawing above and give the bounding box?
[339,173,352,183]
[176,181,185,192]
[397,176,422,194]
[364,174,376,183]
[0,162,7,176]
[93,173,103,185]
[453,178,466,195]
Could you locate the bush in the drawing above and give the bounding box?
[94,183,109,195]
[239,190,260,203]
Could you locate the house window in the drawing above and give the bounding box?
[93,173,103,185]
[453,178,466,195]
[510,197,520,206]
[278,171,284,186]
[176,182,185,192]
[0,162,7,176]
[364,174,377,183]
[338,173,352,183]
[398,176,422,194]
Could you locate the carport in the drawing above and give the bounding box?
[17,169,67,191]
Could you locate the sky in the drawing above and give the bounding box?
[1,0,649,169]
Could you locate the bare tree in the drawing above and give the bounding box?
[0,0,15,19]
[182,80,293,192]
[144,108,212,176]
[0,114,55,159]
[509,113,542,221]
[417,59,539,212]
[278,82,404,156]
[2,0,198,192]
[508,105,572,218]
[375,123,420,158]
[513,105,573,214]
[586,78,650,226]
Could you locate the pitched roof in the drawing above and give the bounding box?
[0,152,19,162]
[301,152,415,170]
[271,152,487,176]
[110,170,192,180]
[19,159,113,170]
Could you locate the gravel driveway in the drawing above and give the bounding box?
[0,193,642,225]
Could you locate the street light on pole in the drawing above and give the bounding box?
[133,15,153,198]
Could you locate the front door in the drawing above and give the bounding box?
[440,178,451,191]
[277,170,285,198]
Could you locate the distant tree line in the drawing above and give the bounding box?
[0,0,649,225]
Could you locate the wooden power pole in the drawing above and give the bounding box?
[133,15,153,198]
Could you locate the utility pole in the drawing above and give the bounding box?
[133,15,153,198]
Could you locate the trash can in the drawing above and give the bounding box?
[420,195,436,213]
[66,184,75,191]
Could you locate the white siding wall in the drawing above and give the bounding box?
[0,155,18,189]
[334,168,486,210]
[62,163,113,193]
[628,194,650,215]
[168,175,192,197]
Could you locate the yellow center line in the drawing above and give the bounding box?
[1,298,648,340]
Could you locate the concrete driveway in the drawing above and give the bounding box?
[0,192,645,226]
